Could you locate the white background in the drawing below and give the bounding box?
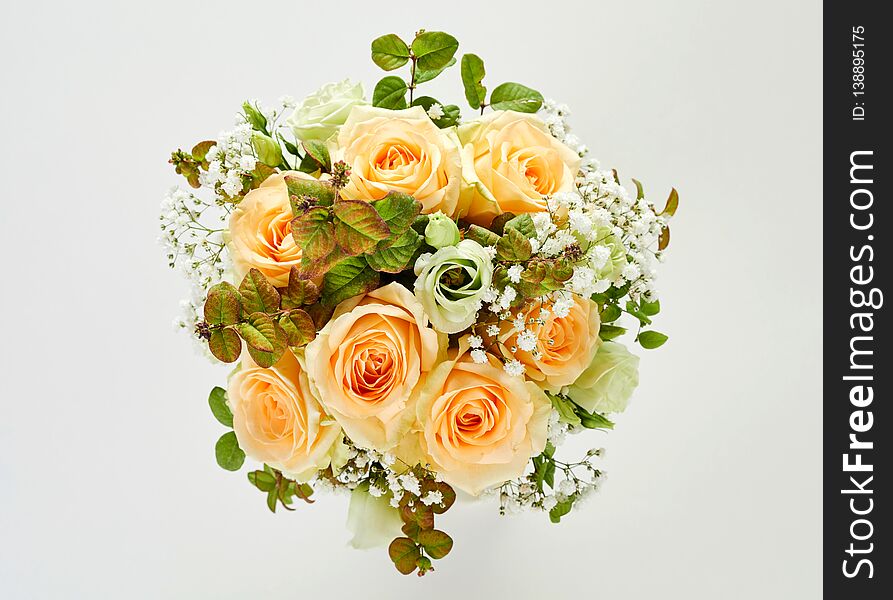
[0,0,822,598]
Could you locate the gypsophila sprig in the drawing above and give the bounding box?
[160,28,678,577]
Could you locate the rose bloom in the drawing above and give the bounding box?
[227,171,319,287]
[304,282,446,451]
[334,105,465,217]
[228,349,342,482]
[287,79,366,142]
[457,110,582,226]
[500,295,601,391]
[399,342,551,495]
[567,341,640,413]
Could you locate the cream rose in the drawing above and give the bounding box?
[500,295,601,391]
[566,341,640,413]
[400,343,551,495]
[304,282,446,451]
[228,349,342,482]
[334,105,465,217]
[227,171,318,287]
[458,110,582,226]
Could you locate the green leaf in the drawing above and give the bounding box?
[208,328,241,363]
[503,213,537,239]
[302,140,330,172]
[489,212,516,235]
[411,96,460,128]
[247,470,277,492]
[238,269,280,314]
[279,310,316,346]
[411,31,459,70]
[414,57,456,84]
[625,300,652,326]
[661,188,679,217]
[371,192,421,239]
[208,386,233,427]
[402,521,421,541]
[496,226,532,261]
[550,394,582,428]
[237,312,278,353]
[291,206,336,260]
[372,76,408,109]
[284,176,335,209]
[244,317,287,368]
[640,299,661,316]
[371,33,410,71]
[298,246,348,280]
[489,82,544,113]
[599,324,626,341]
[638,330,668,349]
[215,431,245,471]
[400,501,434,530]
[600,303,622,323]
[280,267,320,309]
[658,225,670,251]
[333,200,391,255]
[204,282,241,325]
[549,498,574,523]
[365,229,422,273]
[460,53,486,109]
[322,256,380,307]
[631,178,645,200]
[266,489,278,512]
[544,461,556,489]
[464,224,500,247]
[388,537,421,575]
[576,409,615,430]
[417,529,453,559]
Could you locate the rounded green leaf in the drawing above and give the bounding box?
[248,470,277,492]
[237,312,278,353]
[371,33,410,71]
[411,96,460,128]
[208,328,241,363]
[365,229,422,273]
[413,57,456,84]
[215,431,245,471]
[411,31,459,71]
[321,256,380,307]
[638,330,668,349]
[372,76,408,109]
[280,267,320,309]
[460,53,486,109]
[489,82,544,113]
[284,176,335,209]
[238,269,280,314]
[204,283,241,325]
[208,386,233,427]
[372,192,422,239]
[279,310,316,346]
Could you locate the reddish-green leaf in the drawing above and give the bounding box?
[208,328,241,363]
[661,187,679,217]
[280,267,320,309]
[239,269,280,314]
[388,537,421,575]
[204,282,241,325]
[279,310,316,346]
[658,225,670,251]
[291,207,336,260]
[284,176,335,209]
[237,312,277,352]
[417,529,453,559]
[244,318,288,368]
[321,256,380,307]
[333,200,391,255]
[365,229,422,273]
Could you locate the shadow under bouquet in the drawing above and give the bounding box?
[160,29,678,576]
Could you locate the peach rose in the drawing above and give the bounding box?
[227,171,317,287]
[228,349,342,482]
[304,282,446,451]
[400,343,551,495]
[500,295,601,391]
[457,110,582,226]
[334,105,465,217]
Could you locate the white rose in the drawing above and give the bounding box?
[287,79,366,142]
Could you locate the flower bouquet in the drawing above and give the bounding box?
[160,29,678,576]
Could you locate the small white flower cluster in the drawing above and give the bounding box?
[158,187,230,356]
[491,445,606,516]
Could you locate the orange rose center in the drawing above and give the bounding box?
[375,143,419,171]
[259,390,293,439]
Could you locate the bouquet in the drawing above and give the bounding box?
[160,29,678,576]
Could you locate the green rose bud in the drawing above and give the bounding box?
[566,341,639,413]
[287,79,367,142]
[588,227,627,281]
[424,212,460,248]
[250,132,283,167]
[413,239,494,334]
[242,101,268,132]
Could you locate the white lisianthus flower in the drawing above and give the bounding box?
[287,79,366,142]
[413,239,494,334]
[566,341,640,413]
